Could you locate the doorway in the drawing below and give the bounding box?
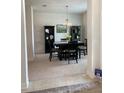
[70,26,81,41]
[44,26,55,53]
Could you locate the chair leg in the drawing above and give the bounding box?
[76,52,78,63]
[49,56,51,61]
[83,49,85,56]
[68,60,70,64]
[79,50,81,59]
[76,59,78,63]
[68,53,70,64]
[49,51,52,61]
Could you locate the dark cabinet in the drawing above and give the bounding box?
[70,26,81,41]
[44,26,55,53]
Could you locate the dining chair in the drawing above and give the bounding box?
[48,40,59,61]
[66,41,78,64]
[78,39,87,58]
[83,39,87,55]
[58,44,68,60]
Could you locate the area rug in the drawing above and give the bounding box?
[27,82,102,93]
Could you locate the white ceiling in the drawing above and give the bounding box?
[30,0,87,14]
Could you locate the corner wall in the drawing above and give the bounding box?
[21,0,29,89]
[82,11,87,39]
[87,0,101,78]
[25,0,34,61]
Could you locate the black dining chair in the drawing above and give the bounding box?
[66,41,78,64]
[79,39,87,58]
[83,39,87,55]
[58,44,68,60]
[48,40,59,61]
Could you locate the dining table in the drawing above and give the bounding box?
[54,41,84,46]
[53,41,84,60]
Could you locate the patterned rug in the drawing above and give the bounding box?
[27,82,102,93]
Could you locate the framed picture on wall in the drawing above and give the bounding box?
[56,24,67,33]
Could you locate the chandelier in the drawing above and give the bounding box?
[64,5,72,26]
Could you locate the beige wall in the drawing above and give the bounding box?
[24,0,87,55]
[92,0,101,69]
[82,11,87,39]
[87,0,101,78]
[33,11,86,54]
[25,0,34,61]
[21,0,29,89]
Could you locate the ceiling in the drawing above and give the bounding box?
[30,0,87,14]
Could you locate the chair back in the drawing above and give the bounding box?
[68,41,78,51]
[84,39,87,46]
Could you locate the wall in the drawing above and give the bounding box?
[92,0,101,69]
[25,0,34,61]
[21,0,29,89]
[82,11,87,39]
[87,0,101,78]
[33,11,86,54]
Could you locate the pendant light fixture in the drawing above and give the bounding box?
[65,5,72,26]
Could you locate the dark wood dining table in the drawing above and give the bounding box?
[53,41,84,60]
[54,41,84,46]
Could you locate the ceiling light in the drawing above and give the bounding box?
[42,4,47,7]
[64,5,72,26]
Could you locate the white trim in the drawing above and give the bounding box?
[23,0,29,86]
[22,0,29,88]
[31,6,35,57]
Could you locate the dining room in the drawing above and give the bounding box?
[22,0,102,92]
[26,0,88,82]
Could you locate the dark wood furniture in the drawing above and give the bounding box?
[44,26,55,53]
[78,39,87,58]
[48,40,59,61]
[54,41,84,63]
[79,47,85,58]
[70,26,81,41]
[66,41,79,64]
[54,41,83,47]
[82,39,87,55]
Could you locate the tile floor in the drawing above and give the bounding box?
[22,54,100,93]
[27,82,102,93]
[29,54,88,81]
[22,74,98,93]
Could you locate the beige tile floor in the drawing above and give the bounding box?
[22,54,97,93]
[25,81,102,93]
[22,74,96,93]
[42,82,101,93]
[29,54,88,81]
